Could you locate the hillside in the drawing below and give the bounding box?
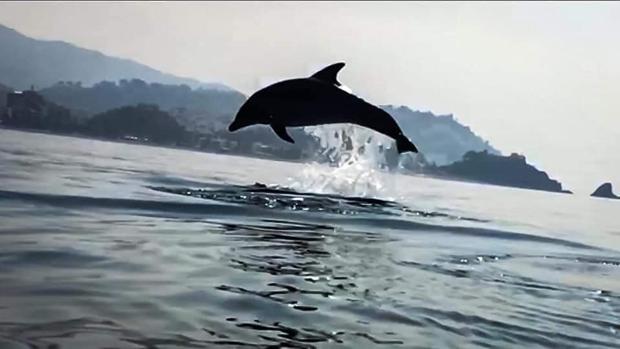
[384,105,499,165]
[429,151,569,193]
[0,24,229,91]
[35,81,503,166]
[1,87,569,192]
[0,83,12,113]
[87,104,188,145]
[39,79,246,130]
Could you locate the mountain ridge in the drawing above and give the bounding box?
[0,23,231,91]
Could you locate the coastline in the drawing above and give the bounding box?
[0,126,569,195]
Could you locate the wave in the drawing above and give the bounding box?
[0,185,600,252]
[0,316,405,348]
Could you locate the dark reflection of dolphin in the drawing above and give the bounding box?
[228,62,418,153]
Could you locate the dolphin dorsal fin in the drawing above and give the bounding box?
[310,62,345,86]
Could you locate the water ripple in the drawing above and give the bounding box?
[1,132,619,349]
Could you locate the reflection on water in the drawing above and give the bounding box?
[1,129,619,348]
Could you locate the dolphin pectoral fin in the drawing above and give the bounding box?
[310,62,345,86]
[271,124,295,144]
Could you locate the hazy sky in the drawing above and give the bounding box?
[0,2,618,194]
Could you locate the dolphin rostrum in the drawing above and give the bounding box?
[228,62,418,153]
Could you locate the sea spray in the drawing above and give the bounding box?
[288,124,406,198]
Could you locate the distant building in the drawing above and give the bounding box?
[4,90,46,122]
[2,89,75,131]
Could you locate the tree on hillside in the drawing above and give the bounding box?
[86,104,188,144]
[40,79,245,118]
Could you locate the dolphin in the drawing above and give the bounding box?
[228,62,418,153]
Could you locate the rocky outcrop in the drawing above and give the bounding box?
[427,151,570,193]
[591,183,619,199]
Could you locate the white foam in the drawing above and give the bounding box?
[287,124,400,198]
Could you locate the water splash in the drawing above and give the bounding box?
[288,124,399,198]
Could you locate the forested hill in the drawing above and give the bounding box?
[35,80,500,166]
[39,79,245,121]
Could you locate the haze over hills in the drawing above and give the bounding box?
[1,21,497,166]
[0,24,230,91]
[385,106,498,165]
[0,21,569,192]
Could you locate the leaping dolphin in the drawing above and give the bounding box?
[228,62,418,153]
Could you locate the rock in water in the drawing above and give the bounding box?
[591,182,619,199]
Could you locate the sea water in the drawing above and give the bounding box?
[0,128,618,348]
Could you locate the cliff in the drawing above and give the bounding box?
[591,183,619,199]
[428,151,569,193]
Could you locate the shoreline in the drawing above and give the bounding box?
[0,126,570,195]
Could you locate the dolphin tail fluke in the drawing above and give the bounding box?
[396,136,418,154]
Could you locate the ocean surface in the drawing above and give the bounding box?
[0,128,619,349]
